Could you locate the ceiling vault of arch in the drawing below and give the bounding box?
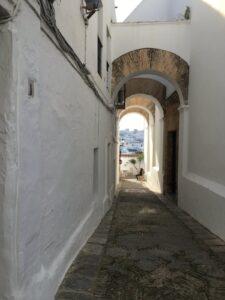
[125,78,166,107]
[117,94,166,123]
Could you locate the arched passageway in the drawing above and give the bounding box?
[113,48,189,198]
[119,112,148,179]
[117,95,164,193]
[112,48,189,104]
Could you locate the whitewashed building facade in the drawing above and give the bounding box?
[0,0,225,299]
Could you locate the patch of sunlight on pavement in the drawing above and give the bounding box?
[139,207,158,215]
[124,188,147,193]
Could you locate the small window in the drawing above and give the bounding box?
[93,148,99,198]
[106,26,111,90]
[106,61,110,89]
[97,37,102,77]
[28,79,35,97]
[107,143,111,195]
[115,86,126,109]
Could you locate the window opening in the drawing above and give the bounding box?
[98,37,102,77]
[93,148,99,199]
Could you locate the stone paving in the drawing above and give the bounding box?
[56,179,225,300]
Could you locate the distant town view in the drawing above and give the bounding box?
[120,129,144,154]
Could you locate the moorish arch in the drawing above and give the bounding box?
[112,48,189,105]
[119,106,150,123]
[118,95,155,120]
[117,94,165,193]
[118,104,155,186]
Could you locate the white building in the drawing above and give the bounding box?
[0,1,116,299]
[0,0,225,299]
[125,0,191,22]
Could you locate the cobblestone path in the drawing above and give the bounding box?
[56,179,225,300]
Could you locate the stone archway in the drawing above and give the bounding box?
[117,95,165,193]
[112,48,189,104]
[120,107,149,123]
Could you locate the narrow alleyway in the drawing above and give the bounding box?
[56,180,225,300]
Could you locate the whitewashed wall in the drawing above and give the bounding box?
[2,1,225,299]
[111,21,190,63]
[147,106,164,193]
[120,156,145,176]
[0,22,18,299]
[179,0,225,240]
[125,0,190,22]
[169,0,191,20]
[55,0,113,100]
[0,1,115,299]
[54,0,86,63]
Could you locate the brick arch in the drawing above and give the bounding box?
[112,48,189,104]
[126,95,155,109]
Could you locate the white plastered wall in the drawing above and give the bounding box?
[125,0,190,22]
[179,0,225,241]
[0,1,115,299]
[147,105,164,193]
[143,118,149,172]
[169,0,191,20]
[55,0,113,103]
[119,110,148,174]
[117,98,164,193]
[111,21,190,63]
[0,21,18,299]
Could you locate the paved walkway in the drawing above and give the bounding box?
[56,180,225,300]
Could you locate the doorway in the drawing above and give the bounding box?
[166,130,178,195]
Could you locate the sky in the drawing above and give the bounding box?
[119,113,146,131]
[115,0,143,22]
